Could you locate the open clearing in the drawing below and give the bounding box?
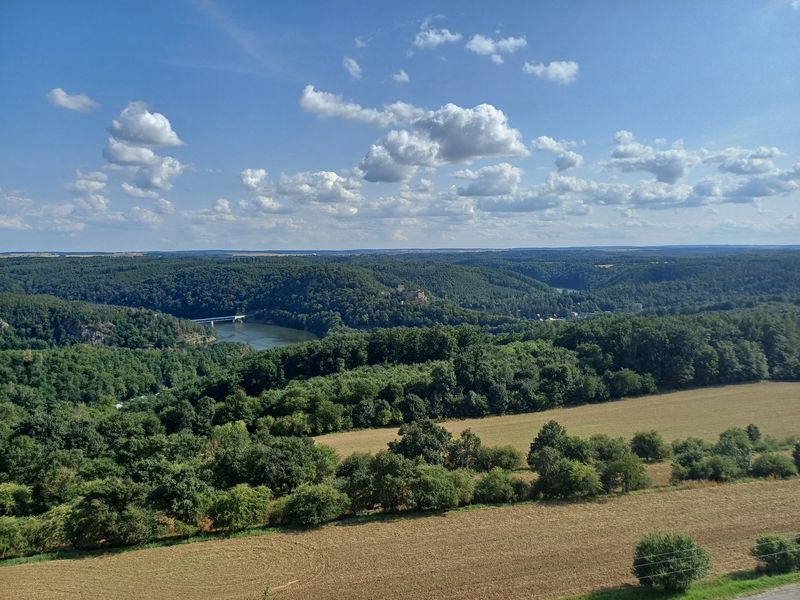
[3,479,799,600]
[316,382,800,456]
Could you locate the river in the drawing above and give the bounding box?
[212,321,317,350]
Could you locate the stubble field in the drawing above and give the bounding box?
[2,479,799,600]
[316,382,800,455]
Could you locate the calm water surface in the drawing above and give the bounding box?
[212,321,317,350]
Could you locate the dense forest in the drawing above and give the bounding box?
[0,294,211,350]
[0,248,799,558]
[1,248,798,334]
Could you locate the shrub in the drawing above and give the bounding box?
[412,464,459,511]
[750,534,800,574]
[511,477,530,501]
[474,468,517,504]
[0,483,33,516]
[209,484,272,530]
[633,532,710,592]
[448,469,475,506]
[793,441,800,471]
[336,452,374,513]
[0,516,36,559]
[746,423,761,443]
[751,453,798,479]
[283,483,349,527]
[32,504,71,551]
[476,446,523,471]
[536,458,602,499]
[599,453,650,493]
[117,506,161,546]
[388,419,452,465]
[369,451,416,512]
[446,429,482,470]
[703,455,740,482]
[65,497,121,549]
[630,431,671,463]
[716,428,753,471]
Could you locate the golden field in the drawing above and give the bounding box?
[316,382,800,455]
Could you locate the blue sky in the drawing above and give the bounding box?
[1,0,798,250]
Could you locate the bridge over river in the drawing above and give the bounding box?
[190,314,246,326]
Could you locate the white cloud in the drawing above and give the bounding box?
[415,103,528,162]
[277,170,362,203]
[121,182,159,198]
[343,56,362,80]
[360,102,528,182]
[605,131,699,183]
[413,23,462,49]
[523,61,579,85]
[153,198,175,214]
[299,85,425,127]
[186,198,236,223]
[392,69,410,83]
[240,168,269,192]
[109,101,183,147]
[47,87,99,112]
[103,137,158,166]
[125,206,162,228]
[466,34,526,64]
[131,156,185,190]
[454,163,522,196]
[239,195,290,215]
[555,150,584,172]
[533,136,576,153]
[533,136,584,171]
[703,146,784,175]
[68,170,110,212]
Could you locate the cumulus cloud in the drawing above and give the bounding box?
[153,198,175,214]
[555,150,584,172]
[414,103,528,162]
[703,146,784,175]
[605,131,699,183]
[186,198,236,223]
[360,102,528,182]
[392,69,410,83]
[299,85,425,127]
[124,206,162,228]
[533,136,584,171]
[523,61,579,84]
[68,170,110,212]
[239,195,290,215]
[110,101,182,147]
[454,163,522,196]
[240,168,269,192]
[466,34,526,64]
[131,156,185,190]
[277,170,362,203]
[47,87,99,112]
[121,182,159,198]
[343,56,362,80]
[103,137,158,166]
[413,21,462,49]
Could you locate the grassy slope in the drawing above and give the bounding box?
[315,382,800,455]
[573,573,800,599]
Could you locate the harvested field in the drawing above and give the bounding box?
[316,382,800,456]
[3,479,799,600]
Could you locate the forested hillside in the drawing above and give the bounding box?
[0,293,211,349]
[1,248,797,334]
